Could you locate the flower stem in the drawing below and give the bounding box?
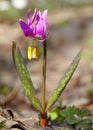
[42,40,47,111]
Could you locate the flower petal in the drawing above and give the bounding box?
[42,9,48,22]
[36,11,41,22]
[35,20,45,40]
[26,9,31,25]
[26,9,31,19]
[31,8,37,24]
[19,19,33,37]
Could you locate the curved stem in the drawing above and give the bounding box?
[42,40,47,111]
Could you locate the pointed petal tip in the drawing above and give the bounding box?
[27,9,31,18]
[43,9,48,15]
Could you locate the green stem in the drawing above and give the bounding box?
[42,40,47,111]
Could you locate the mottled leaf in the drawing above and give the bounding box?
[12,42,43,113]
[46,50,82,111]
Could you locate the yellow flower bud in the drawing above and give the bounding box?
[28,45,39,60]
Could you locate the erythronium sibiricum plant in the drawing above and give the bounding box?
[12,8,82,127]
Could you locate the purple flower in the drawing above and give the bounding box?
[19,8,48,41]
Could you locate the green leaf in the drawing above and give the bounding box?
[60,106,92,129]
[49,108,65,122]
[60,106,76,118]
[49,105,92,129]
[76,119,91,130]
[0,121,5,129]
[60,106,80,124]
[46,50,82,111]
[76,108,91,118]
[49,108,59,120]
[12,42,43,113]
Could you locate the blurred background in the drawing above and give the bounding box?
[0,0,93,113]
